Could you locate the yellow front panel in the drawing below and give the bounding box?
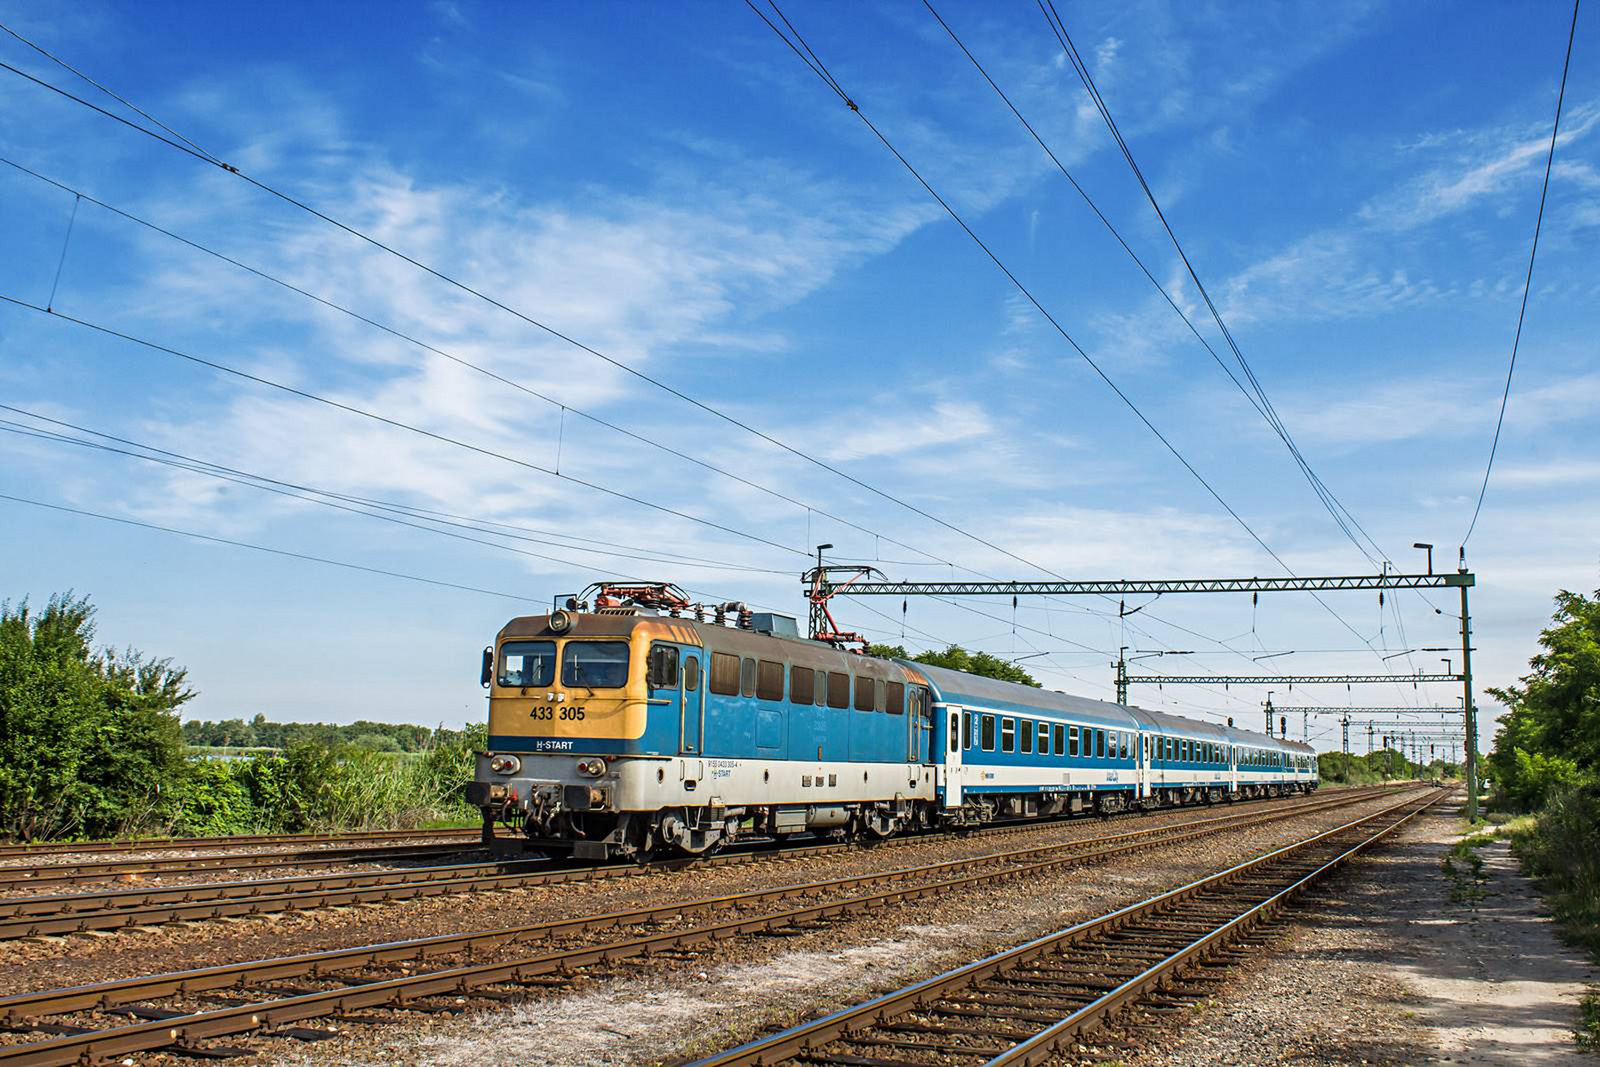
[487,622,696,753]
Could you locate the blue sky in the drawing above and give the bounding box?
[1,0,1594,753]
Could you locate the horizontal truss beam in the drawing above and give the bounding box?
[1270,707,1462,715]
[1126,673,1463,686]
[818,572,1472,596]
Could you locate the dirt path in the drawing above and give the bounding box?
[1392,825,1597,1063]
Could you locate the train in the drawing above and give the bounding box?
[466,583,1318,858]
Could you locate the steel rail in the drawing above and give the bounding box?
[0,787,1389,938]
[0,827,480,860]
[686,789,1440,1066]
[0,841,489,890]
[0,789,1414,1062]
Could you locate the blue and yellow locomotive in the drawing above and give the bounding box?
[467,584,1318,858]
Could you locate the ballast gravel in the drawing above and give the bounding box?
[223,789,1421,1066]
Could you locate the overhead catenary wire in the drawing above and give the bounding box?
[0,164,1250,662]
[0,405,786,574]
[0,293,810,560]
[0,28,1329,685]
[0,20,1455,714]
[0,156,953,572]
[923,0,1380,571]
[0,417,792,576]
[0,89,1222,668]
[0,492,541,602]
[0,36,1117,593]
[0,29,1350,690]
[744,0,1396,671]
[1032,0,1451,690]
[1036,0,1384,569]
[1462,0,1581,546]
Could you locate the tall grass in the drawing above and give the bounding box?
[171,727,483,836]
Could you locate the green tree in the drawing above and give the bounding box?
[1488,588,1600,810]
[0,593,193,840]
[868,644,1042,688]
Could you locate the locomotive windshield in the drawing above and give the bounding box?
[498,640,556,688]
[562,641,631,688]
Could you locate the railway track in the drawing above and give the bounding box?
[0,841,491,891]
[0,788,1391,940]
[0,827,481,861]
[0,786,1420,1064]
[689,787,1443,1066]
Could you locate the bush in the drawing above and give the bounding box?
[1510,784,1600,960]
[1497,748,1594,813]
[0,594,192,840]
[173,758,259,836]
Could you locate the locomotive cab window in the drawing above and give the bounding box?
[789,665,814,705]
[684,655,700,692]
[561,642,630,689]
[647,644,679,689]
[885,681,905,715]
[740,658,757,698]
[756,660,784,702]
[497,640,555,689]
[854,676,876,712]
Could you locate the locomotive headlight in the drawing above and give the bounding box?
[489,755,521,775]
[576,758,605,777]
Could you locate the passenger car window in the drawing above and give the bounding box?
[1055,724,1065,754]
[710,652,739,695]
[1021,721,1033,754]
[963,712,974,749]
[789,665,814,705]
[757,660,784,702]
[1069,725,1079,757]
[885,681,905,715]
[949,712,959,752]
[1001,718,1015,752]
[1096,730,1106,758]
[561,642,630,688]
[497,640,555,688]
[981,714,996,751]
[1039,722,1050,755]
